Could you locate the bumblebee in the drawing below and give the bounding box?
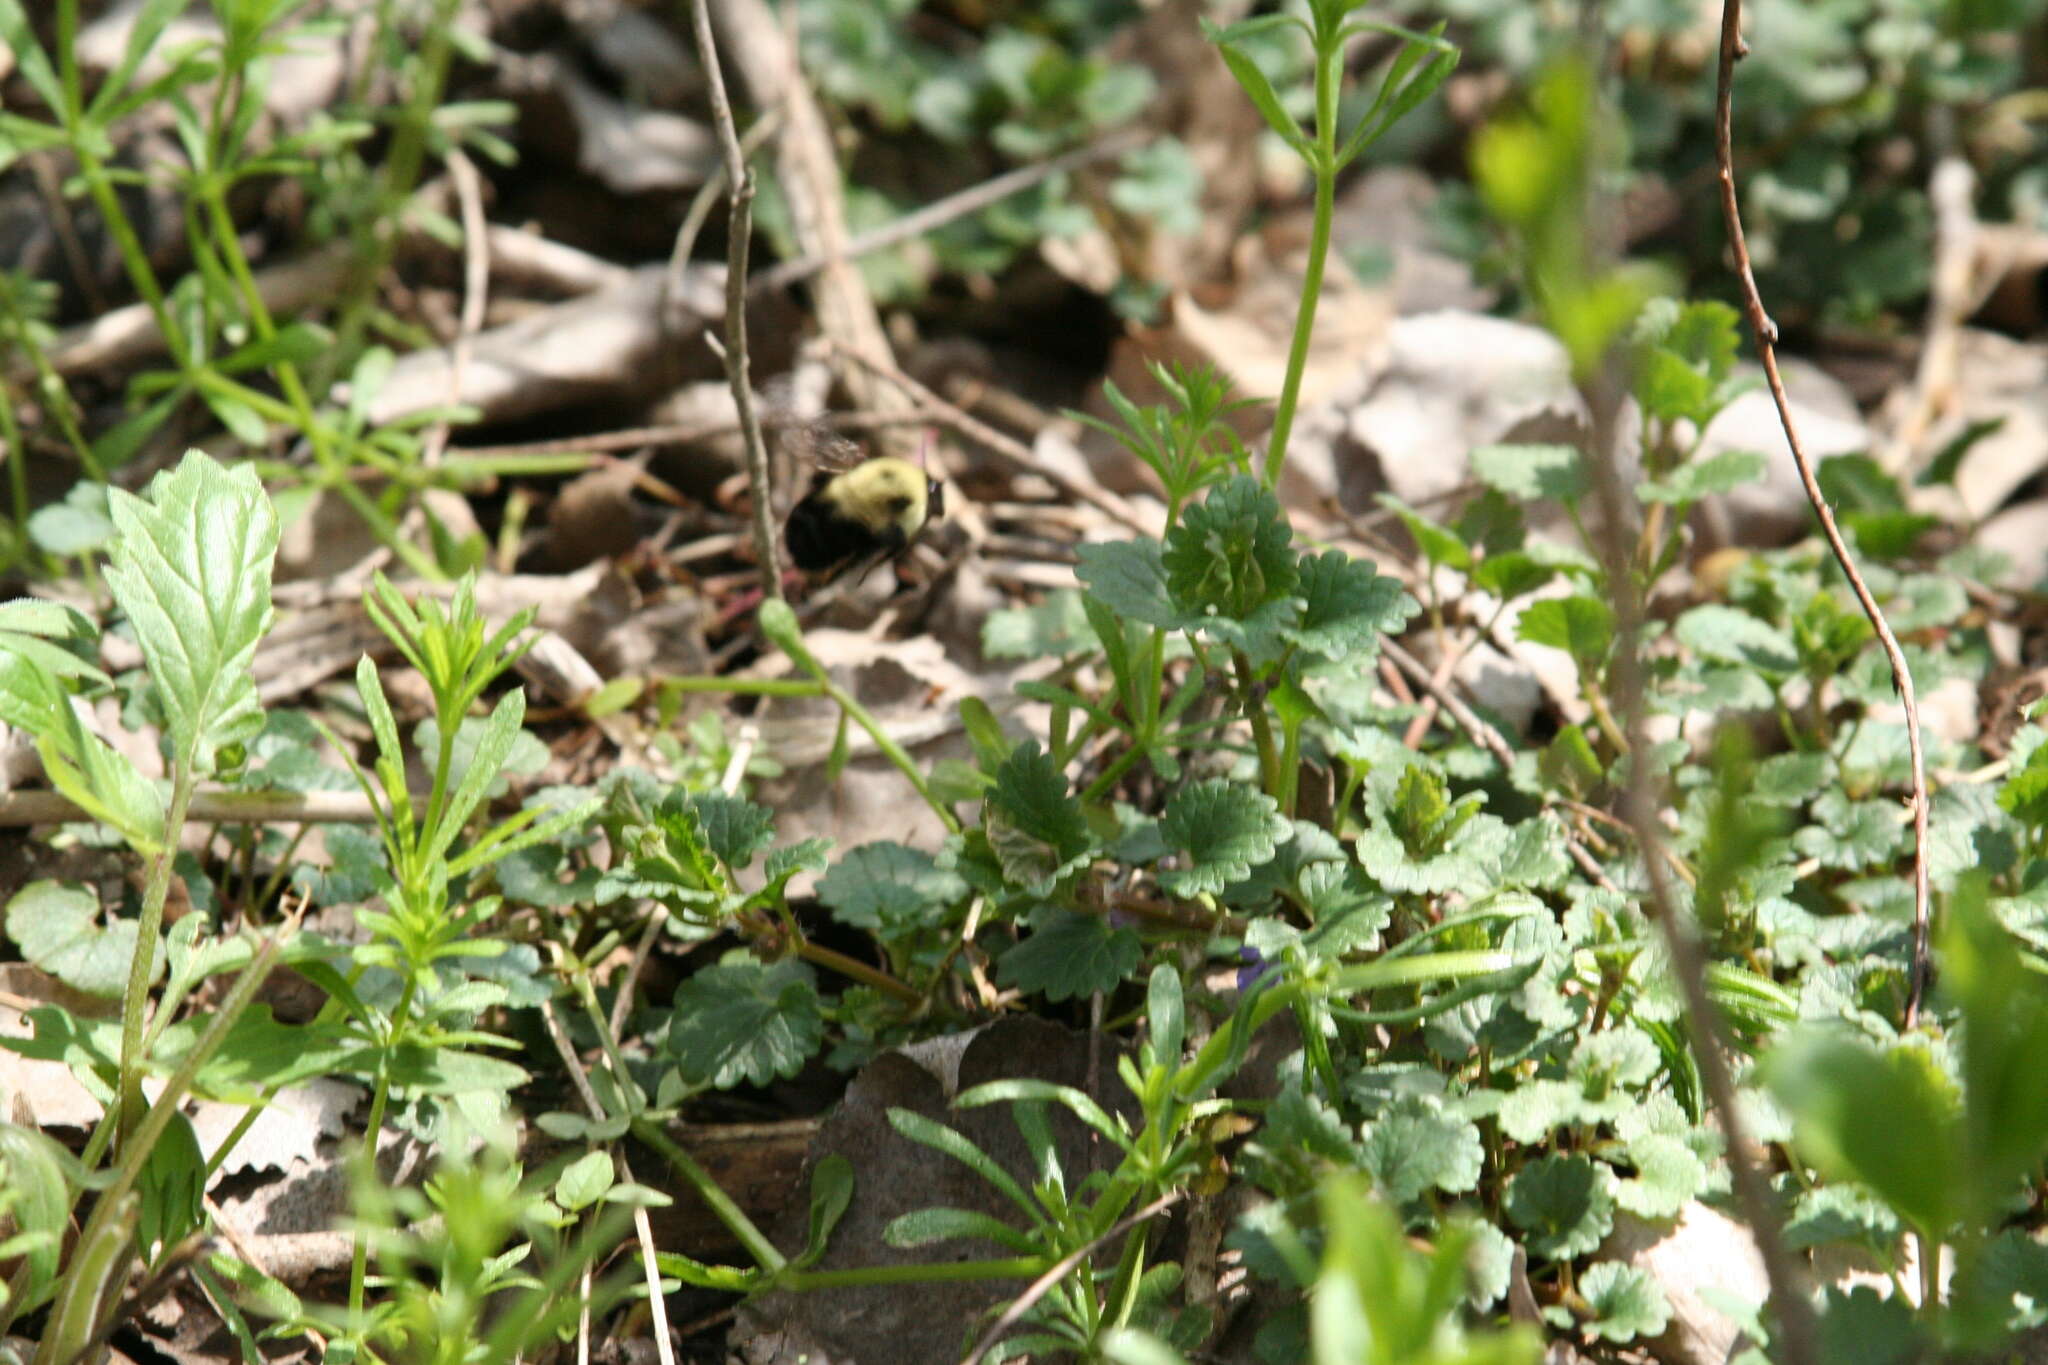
[785,447,944,586]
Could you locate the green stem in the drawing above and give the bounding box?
[1260,158,1335,488]
[794,938,920,1005]
[632,1117,787,1273]
[779,1257,1047,1290]
[349,975,416,1319]
[662,676,827,698]
[115,769,194,1136]
[1233,650,1280,798]
[760,601,959,834]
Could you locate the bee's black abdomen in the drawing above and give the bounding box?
[786,495,904,574]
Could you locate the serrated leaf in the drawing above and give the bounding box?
[1157,779,1291,897]
[1077,539,1189,630]
[1506,1153,1614,1260]
[102,451,278,774]
[1284,551,1416,661]
[985,743,1092,894]
[691,792,775,869]
[816,841,966,932]
[996,909,1140,1002]
[4,880,155,998]
[1359,1098,1482,1202]
[1580,1260,1672,1342]
[1675,604,1797,676]
[1163,476,1299,622]
[1615,1133,1706,1219]
[666,956,824,1089]
[1640,449,1767,504]
[1517,595,1613,670]
[1469,444,1586,504]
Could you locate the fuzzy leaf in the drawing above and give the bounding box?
[1284,551,1415,661]
[102,451,277,774]
[667,956,824,1089]
[997,909,1140,1002]
[1469,444,1586,504]
[985,742,1093,894]
[691,792,776,869]
[1157,780,1291,896]
[1163,476,1299,622]
[1506,1153,1614,1260]
[1580,1260,1672,1342]
[1359,1098,1482,1202]
[817,841,966,932]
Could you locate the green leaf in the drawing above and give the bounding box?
[201,389,270,446]
[102,451,278,775]
[983,589,1097,659]
[1614,1133,1707,1220]
[26,482,116,557]
[795,1153,854,1269]
[1674,604,1798,677]
[817,842,966,933]
[1204,20,1308,151]
[0,1120,73,1307]
[985,742,1093,895]
[690,792,776,869]
[1469,445,1587,504]
[1157,779,1291,897]
[1148,964,1184,1070]
[997,909,1140,1002]
[1640,449,1767,504]
[1077,539,1190,631]
[1517,596,1613,672]
[1377,494,1470,571]
[4,880,156,998]
[1163,476,1299,623]
[883,1205,1037,1253]
[1285,551,1416,662]
[1762,1032,1961,1238]
[1943,881,2048,1227]
[1580,1260,1672,1342]
[1505,1153,1614,1260]
[1752,751,1833,806]
[666,955,824,1089]
[555,1150,615,1212]
[1359,1097,1482,1203]
[138,1108,206,1252]
[1472,551,1557,603]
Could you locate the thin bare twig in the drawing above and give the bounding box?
[689,0,783,600]
[1558,17,1821,1361]
[540,997,676,1365]
[957,1190,1183,1365]
[664,107,785,339]
[1712,0,1931,1023]
[753,129,1146,296]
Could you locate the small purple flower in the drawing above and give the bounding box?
[1237,943,1280,992]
